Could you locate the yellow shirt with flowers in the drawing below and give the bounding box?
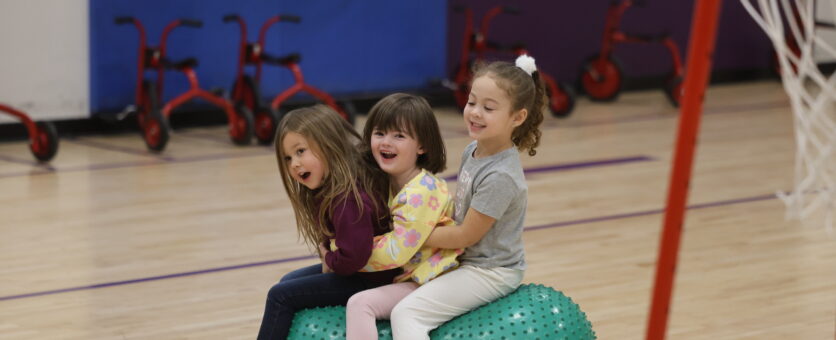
[359,169,463,284]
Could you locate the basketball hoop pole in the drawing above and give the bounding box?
[645,1,722,339]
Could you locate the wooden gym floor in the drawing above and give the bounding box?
[0,81,834,339]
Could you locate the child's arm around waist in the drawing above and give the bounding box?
[360,175,454,271]
[425,170,520,249]
[424,207,495,249]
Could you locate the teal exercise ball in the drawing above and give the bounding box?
[287,284,595,340]
[430,284,596,339]
[287,307,393,340]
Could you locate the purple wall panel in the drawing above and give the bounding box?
[446,1,773,83]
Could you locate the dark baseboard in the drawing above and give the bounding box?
[619,67,776,92]
[0,66,802,142]
[0,89,457,142]
[819,62,836,74]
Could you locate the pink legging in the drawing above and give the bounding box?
[346,281,419,340]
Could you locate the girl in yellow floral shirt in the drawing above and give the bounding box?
[343,93,462,340]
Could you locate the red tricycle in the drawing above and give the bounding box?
[224,14,353,145]
[115,17,254,152]
[580,0,684,106]
[448,5,576,118]
[0,103,59,162]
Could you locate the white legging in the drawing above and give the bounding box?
[389,265,524,340]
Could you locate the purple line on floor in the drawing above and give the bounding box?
[524,193,776,232]
[0,193,778,303]
[526,208,665,231]
[545,111,666,129]
[0,99,789,179]
[0,150,273,179]
[0,161,159,179]
[0,155,56,177]
[0,154,42,167]
[442,155,654,182]
[0,150,645,180]
[542,99,788,129]
[176,132,238,145]
[524,156,653,175]
[169,150,273,163]
[0,255,317,302]
[66,138,176,161]
[705,100,788,115]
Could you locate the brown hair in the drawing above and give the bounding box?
[274,104,387,249]
[363,93,447,174]
[472,60,546,156]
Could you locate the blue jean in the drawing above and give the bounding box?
[256,264,385,340]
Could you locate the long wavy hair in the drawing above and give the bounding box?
[274,105,388,249]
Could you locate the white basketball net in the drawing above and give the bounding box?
[741,0,836,232]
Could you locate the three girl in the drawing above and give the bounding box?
[259,53,545,340]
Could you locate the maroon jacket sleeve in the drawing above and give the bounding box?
[323,191,376,276]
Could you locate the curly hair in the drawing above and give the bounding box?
[472,60,546,156]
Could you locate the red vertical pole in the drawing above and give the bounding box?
[645,1,722,339]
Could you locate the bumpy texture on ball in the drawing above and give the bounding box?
[287,284,595,340]
[429,284,596,339]
[287,307,394,340]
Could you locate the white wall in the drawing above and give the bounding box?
[0,0,89,123]
[815,0,836,63]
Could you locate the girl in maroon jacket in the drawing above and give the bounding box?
[257,105,399,340]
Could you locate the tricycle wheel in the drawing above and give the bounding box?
[580,54,623,101]
[142,109,170,152]
[30,121,59,162]
[548,81,576,118]
[254,107,280,145]
[230,104,254,146]
[664,75,684,108]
